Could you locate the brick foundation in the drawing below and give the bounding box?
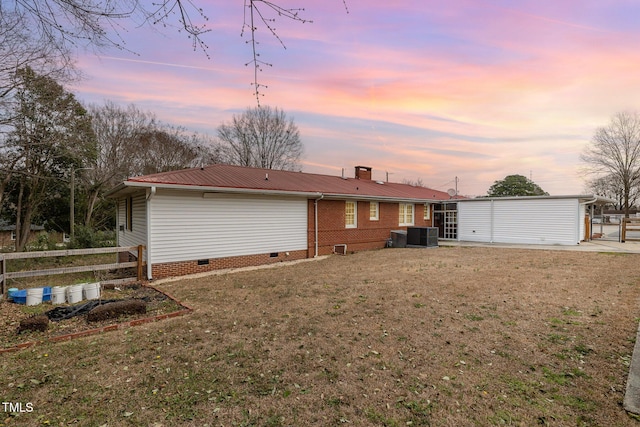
[151,249,309,279]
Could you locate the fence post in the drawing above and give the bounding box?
[137,245,144,281]
[1,254,5,297]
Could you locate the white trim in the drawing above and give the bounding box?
[399,203,414,226]
[370,201,379,221]
[345,200,357,228]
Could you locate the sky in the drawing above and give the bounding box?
[70,0,640,197]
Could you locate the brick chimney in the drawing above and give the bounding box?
[355,166,372,180]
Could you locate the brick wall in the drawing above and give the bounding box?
[307,199,433,256]
[151,249,308,279]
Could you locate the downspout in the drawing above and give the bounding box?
[579,197,598,243]
[314,194,324,257]
[146,186,156,279]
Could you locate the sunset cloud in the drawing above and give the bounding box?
[71,0,640,196]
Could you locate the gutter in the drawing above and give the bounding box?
[108,181,323,199]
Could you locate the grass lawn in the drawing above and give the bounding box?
[2,246,640,426]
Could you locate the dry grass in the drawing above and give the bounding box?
[2,247,640,426]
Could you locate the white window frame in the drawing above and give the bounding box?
[10,230,16,241]
[345,201,357,228]
[399,203,414,226]
[424,203,431,220]
[370,202,379,221]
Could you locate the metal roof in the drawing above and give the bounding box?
[107,164,455,202]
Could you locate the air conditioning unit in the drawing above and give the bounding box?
[407,227,439,248]
[390,230,407,248]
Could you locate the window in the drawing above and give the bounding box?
[370,202,379,221]
[10,230,16,241]
[345,201,357,228]
[399,203,414,226]
[424,203,431,220]
[126,197,133,231]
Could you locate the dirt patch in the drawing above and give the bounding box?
[2,247,640,426]
[0,283,185,350]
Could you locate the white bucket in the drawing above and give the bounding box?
[67,284,84,304]
[52,286,66,304]
[26,288,44,306]
[83,282,101,300]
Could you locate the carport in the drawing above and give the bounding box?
[456,195,613,246]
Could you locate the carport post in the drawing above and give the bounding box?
[137,245,144,280]
[1,254,5,297]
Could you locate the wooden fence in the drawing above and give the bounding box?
[621,218,640,243]
[0,245,145,296]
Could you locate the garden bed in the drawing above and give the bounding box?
[0,282,189,351]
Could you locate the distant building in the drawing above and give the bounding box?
[0,220,46,250]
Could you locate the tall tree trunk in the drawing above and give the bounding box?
[84,186,101,227]
[17,203,33,252]
[14,179,24,252]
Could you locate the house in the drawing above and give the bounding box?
[106,164,454,279]
[456,195,613,245]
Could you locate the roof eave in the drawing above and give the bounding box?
[322,193,450,203]
[457,194,616,204]
[106,181,323,199]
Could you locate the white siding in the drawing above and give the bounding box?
[458,201,493,242]
[458,198,581,245]
[149,190,308,264]
[117,192,148,250]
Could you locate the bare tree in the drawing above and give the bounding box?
[83,101,221,226]
[132,125,221,176]
[3,1,210,54]
[402,178,426,187]
[581,112,640,217]
[584,174,638,211]
[0,8,77,125]
[82,101,153,226]
[217,106,303,171]
[5,1,346,101]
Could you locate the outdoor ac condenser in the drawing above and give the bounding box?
[407,227,439,248]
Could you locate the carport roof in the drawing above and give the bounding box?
[107,164,455,202]
[456,195,615,204]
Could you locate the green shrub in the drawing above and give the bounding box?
[68,225,115,249]
[26,232,59,251]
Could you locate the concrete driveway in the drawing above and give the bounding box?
[440,239,640,254]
